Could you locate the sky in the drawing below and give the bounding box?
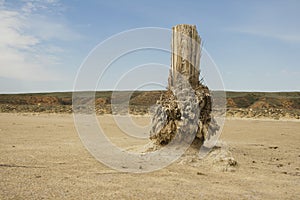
[0,0,299,93]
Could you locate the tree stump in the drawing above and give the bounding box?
[150,24,219,148]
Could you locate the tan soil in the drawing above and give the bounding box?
[0,113,299,199]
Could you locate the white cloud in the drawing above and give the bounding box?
[230,27,300,43]
[21,1,35,13]
[227,1,300,44]
[28,16,82,41]
[21,0,62,14]
[0,1,79,82]
[0,46,60,81]
[0,10,39,49]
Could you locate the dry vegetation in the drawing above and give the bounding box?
[0,91,299,119]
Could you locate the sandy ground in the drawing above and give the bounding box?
[0,113,299,200]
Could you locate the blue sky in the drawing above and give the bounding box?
[0,0,299,93]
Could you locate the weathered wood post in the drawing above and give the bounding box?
[150,24,218,147]
[169,24,201,89]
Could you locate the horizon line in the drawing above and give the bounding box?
[1,89,300,95]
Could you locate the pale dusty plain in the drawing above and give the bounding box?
[0,113,299,199]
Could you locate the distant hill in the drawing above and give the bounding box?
[225,91,300,109]
[0,91,299,119]
[1,91,299,108]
